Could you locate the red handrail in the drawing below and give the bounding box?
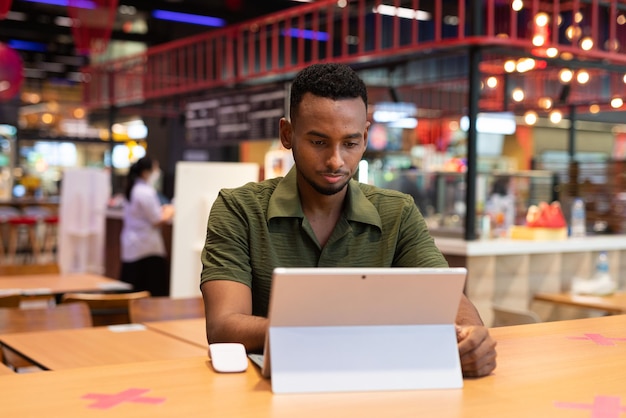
[82,0,626,112]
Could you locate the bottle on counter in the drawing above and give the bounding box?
[570,198,586,238]
[595,251,610,278]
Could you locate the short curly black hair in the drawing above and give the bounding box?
[289,63,368,121]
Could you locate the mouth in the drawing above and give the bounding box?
[321,173,345,184]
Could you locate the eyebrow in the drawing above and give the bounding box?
[305,130,362,140]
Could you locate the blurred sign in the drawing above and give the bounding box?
[185,85,287,145]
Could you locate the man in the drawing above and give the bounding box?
[200,63,496,377]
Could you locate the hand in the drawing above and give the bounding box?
[456,325,497,377]
[161,204,175,220]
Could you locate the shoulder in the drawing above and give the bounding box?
[219,177,281,200]
[131,182,156,199]
[356,182,414,207]
[214,177,282,213]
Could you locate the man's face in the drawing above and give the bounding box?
[280,93,369,196]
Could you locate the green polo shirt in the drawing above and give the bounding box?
[200,167,448,317]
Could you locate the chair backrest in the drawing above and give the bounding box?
[491,304,542,327]
[0,302,93,370]
[0,302,93,334]
[0,293,21,308]
[0,263,60,276]
[129,296,205,323]
[61,291,151,326]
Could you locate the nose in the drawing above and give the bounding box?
[326,146,344,171]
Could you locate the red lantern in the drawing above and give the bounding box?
[67,0,119,55]
[0,42,24,102]
[0,0,13,19]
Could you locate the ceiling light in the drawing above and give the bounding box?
[535,13,549,27]
[516,58,535,72]
[524,111,537,125]
[152,10,226,27]
[576,70,589,84]
[574,12,583,23]
[486,76,497,88]
[504,60,516,73]
[549,110,562,123]
[611,97,623,108]
[281,28,329,41]
[538,97,552,109]
[532,35,545,46]
[5,11,27,21]
[511,0,523,12]
[580,37,593,50]
[7,40,47,52]
[589,104,600,114]
[460,112,516,135]
[23,0,94,8]
[55,16,74,27]
[558,68,573,83]
[512,88,524,102]
[373,5,431,21]
[546,47,558,57]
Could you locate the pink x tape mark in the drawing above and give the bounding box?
[555,396,626,418]
[568,333,626,346]
[82,388,166,409]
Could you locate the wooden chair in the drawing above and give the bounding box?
[0,294,21,308]
[129,296,205,323]
[60,291,151,326]
[0,302,93,371]
[492,304,542,327]
[0,263,60,276]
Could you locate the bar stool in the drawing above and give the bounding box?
[0,207,20,263]
[7,216,40,264]
[41,214,59,262]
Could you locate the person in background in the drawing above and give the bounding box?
[120,156,174,296]
[200,63,496,377]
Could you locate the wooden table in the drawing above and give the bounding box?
[534,291,626,314]
[0,362,14,375]
[0,273,131,296]
[0,315,625,417]
[142,318,207,349]
[0,324,207,370]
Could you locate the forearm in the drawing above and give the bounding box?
[207,313,268,353]
[456,294,484,326]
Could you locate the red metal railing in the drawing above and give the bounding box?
[82,0,626,111]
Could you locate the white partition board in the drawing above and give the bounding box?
[170,162,259,298]
[270,324,462,394]
[265,267,467,394]
[58,168,110,274]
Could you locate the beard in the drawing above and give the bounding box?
[303,173,350,196]
[292,153,350,196]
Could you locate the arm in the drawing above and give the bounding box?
[456,294,497,377]
[201,280,267,352]
[396,203,497,377]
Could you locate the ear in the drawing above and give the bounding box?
[279,118,293,149]
[363,120,371,150]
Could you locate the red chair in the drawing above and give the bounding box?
[7,216,40,264]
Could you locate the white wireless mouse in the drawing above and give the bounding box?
[209,343,249,373]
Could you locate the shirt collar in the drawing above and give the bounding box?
[267,167,382,230]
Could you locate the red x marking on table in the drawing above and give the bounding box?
[555,396,626,418]
[82,388,166,409]
[568,333,626,346]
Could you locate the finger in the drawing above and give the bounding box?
[462,359,497,378]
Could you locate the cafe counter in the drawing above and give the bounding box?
[436,235,626,326]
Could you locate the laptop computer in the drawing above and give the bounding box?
[250,267,468,393]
